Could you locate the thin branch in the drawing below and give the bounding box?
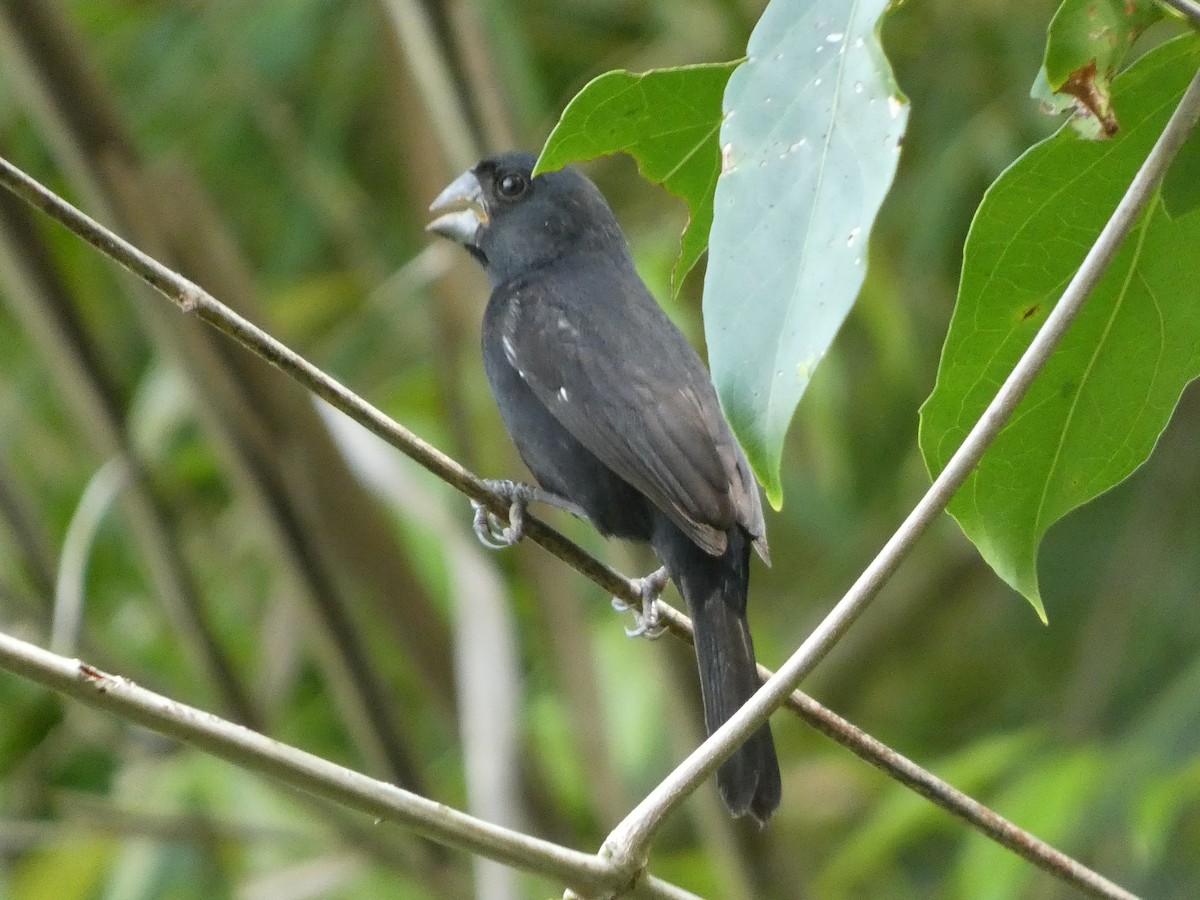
[0,168,258,726]
[0,150,638,603]
[601,66,1200,895]
[650,604,1146,900]
[0,628,696,900]
[780,682,1133,897]
[0,152,1140,899]
[0,0,457,780]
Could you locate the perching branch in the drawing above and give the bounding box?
[0,151,1143,899]
[0,151,639,601]
[0,629,698,900]
[601,65,1200,897]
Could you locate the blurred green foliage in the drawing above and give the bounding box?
[0,1,1197,899]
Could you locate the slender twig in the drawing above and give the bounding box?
[0,629,696,900]
[783,686,1134,897]
[0,176,258,726]
[0,152,1141,899]
[0,151,638,602]
[601,67,1200,894]
[653,605,1143,900]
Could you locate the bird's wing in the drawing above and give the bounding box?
[498,266,765,558]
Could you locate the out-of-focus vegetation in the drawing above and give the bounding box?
[0,1,1197,898]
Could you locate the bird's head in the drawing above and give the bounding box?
[427,151,627,284]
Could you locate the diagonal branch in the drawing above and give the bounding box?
[0,152,1143,899]
[601,65,1200,897]
[0,150,637,599]
[0,176,258,725]
[0,0,459,783]
[0,628,698,900]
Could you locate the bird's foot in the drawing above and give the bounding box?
[472,480,533,548]
[611,566,670,639]
[471,480,587,550]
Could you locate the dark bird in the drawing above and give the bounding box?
[428,151,781,824]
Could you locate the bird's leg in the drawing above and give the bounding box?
[611,566,670,639]
[470,479,588,549]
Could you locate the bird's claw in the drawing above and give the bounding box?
[470,480,530,550]
[471,501,521,549]
[470,480,592,550]
[612,567,670,639]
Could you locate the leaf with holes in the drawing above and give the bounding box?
[534,63,739,289]
[704,0,907,508]
[920,37,1200,620]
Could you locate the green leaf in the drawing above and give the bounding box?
[703,0,907,508]
[919,37,1200,619]
[1162,128,1200,218]
[534,62,739,289]
[1031,0,1164,138]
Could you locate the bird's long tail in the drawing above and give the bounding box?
[654,523,781,824]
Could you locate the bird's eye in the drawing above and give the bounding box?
[497,172,527,198]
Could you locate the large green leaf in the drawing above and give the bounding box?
[703,0,907,508]
[920,37,1200,620]
[534,62,739,288]
[1031,0,1164,138]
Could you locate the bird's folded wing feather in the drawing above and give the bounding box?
[499,270,756,557]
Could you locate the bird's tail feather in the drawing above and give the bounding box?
[656,524,781,824]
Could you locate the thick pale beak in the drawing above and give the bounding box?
[426,170,488,245]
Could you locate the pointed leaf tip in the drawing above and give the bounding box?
[922,38,1200,619]
[705,0,907,509]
